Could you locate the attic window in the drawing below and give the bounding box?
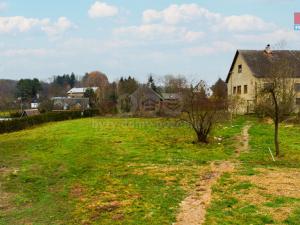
[238,64,242,73]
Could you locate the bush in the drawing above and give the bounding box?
[0,110,99,134]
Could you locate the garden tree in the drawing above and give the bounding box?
[147,75,159,93]
[48,74,79,97]
[181,81,227,143]
[117,76,138,112]
[53,73,77,88]
[117,76,138,95]
[0,79,17,110]
[38,99,54,113]
[211,78,227,100]
[84,88,97,109]
[255,58,295,156]
[95,82,118,114]
[163,75,187,93]
[16,78,42,101]
[82,71,109,91]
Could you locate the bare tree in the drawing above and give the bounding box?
[255,58,295,156]
[163,74,187,93]
[181,81,227,143]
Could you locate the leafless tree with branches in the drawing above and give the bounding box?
[255,57,295,156]
[181,81,227,143]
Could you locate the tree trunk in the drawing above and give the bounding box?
[274,118,280,156]
[197,132,208,143]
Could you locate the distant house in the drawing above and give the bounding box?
[130,86,163,114]
[226,46,300,114]
[31,99,39,109]
[21,109,40,117]
[67,87,98,98]
[161,93,182,115]
[52,97,90,111]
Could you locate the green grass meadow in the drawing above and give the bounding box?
[0,117,244,225]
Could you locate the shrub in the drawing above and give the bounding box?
[0,110,99,134]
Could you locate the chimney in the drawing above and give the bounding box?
[264,44,272,54]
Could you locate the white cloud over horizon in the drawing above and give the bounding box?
[88,1,119,18]
[1,1,300,81]
[0,16,75,36]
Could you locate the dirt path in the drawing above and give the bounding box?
[235,125,251,156]
[174,161,234,225]
[174,125,250,225]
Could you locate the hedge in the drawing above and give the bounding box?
[0,110,99,134]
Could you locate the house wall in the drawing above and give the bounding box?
[227,54,258,114]
[227,53,300,114]
[68,93,84,98]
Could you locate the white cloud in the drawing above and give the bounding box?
[183,41,235,56]
[215,15,276,32]
[184,31,204,42]
[1,48,54,57]
[234,29,300,43]
[0,2,7,11]
[0,16,48,33]
[88,1,118,18]
[114,24,204,42]
[143,3,220,24]
[0,16,75,36]
[42,17,75,36]
[142,4,274,33]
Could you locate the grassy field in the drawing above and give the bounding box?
[1,117,300,225]
[205,119,300,225]
[0,117,244,225]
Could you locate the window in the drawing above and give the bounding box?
[296,98,300,105]
[295,83,300,92]
[238,64,242,73]
[233,86,237,94]
[237,86,242,94]
[244,85,248,94]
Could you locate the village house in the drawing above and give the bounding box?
[226,46,300,114]
[67,87,98,98]
[130,86,163,114]
[52,97,90,111]
[129,86,182,115]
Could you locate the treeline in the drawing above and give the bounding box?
[0,71,227,114]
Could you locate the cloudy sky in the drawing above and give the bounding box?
[0,0,300,83]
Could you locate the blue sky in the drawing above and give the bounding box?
[0,0,300,83]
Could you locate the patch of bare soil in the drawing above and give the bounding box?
[240,168,300,199]
[174,161,234,225]
[235,167,300,222]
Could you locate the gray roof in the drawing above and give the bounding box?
[67,87,98,94]
[161,93,181,100]
[226,50,300,82]
[130,86,162,101]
